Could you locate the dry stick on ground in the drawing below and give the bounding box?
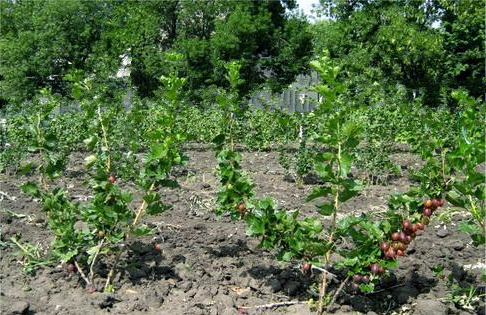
[238,300,307,310]
[329,276,350,306]
[74,261,90,286]
[310,265,338,280]
[88,238,105,283]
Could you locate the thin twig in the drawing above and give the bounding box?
[133,182,155,226]
[318,268,328,314]
[89,238,104,283]
[310,265,338,280]
[329,276,349,306]
[238,300,306,310]
[97,105,110,174]
[366,283,405,294]
[104,245,124,291]
[74,260,90,286]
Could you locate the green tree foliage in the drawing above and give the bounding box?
[1,0,313,105]
[117,0,313,100]
[439,0,485,101]
[0,0,110,103]
[312,0,484,106]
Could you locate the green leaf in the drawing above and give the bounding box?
[212,133,226,146]
[446,191,467,208]
[457,221,481,234]
[83,136,97,150]
[342,257,358,266]
[145,202,168,215]
[281,250,295,261]
[246,216,265,236]
[56,250,78,263]
[461,127,471,145]
[339,179,363,203]
[143,192,161,204]
[131,225,152,236]
[315,162,334,180]
[150,143,168,159]
[86,245,101,265]
[471,234,486,246]
[257,197,276,210]
[120,191,133,203]
[20,163,34,175]
[307,186,332,201]
[317,203,335,216]
[85,155,97,169]
[339,153,352,177]
[21,182,40,198]
[359,282,375,293]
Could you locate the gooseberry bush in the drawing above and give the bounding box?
[21,72,187,292]
[212,53,479,315]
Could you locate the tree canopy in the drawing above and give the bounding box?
[0,0,313,105]
[312,0,485,106]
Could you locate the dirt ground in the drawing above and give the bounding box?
[1,144,484,315]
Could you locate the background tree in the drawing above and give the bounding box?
[0,0,109,103]
[312,0,484,106]
[1,0,313,106]
[439,0,485,103]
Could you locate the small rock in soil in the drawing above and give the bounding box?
[393,285,419,304]
[347,295,373,313]
[452,241,465,251]
[283,280,301,296]
[413,298,447,315]
[268,277,282,293]
[215,293,235,312]
[180,280,193,292]
[436,228,449,238]
[4,300,30,315]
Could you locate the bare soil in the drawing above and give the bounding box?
[1,144,484,315]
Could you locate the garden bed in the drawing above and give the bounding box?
[0,146,484,315]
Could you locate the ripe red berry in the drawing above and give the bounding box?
[423,208,433,217]
[391,232,400,241]
[411,224,419,233]
[66,263,77,273]
[301,263,312,276]
[385,247,397,260]
[361,275,370,283]
[399,242,407,251]
[370,263,380,275]
[399,231,408,244]
[109,175,116,184]
[352,274,363,283]
[380,242,390,252]
[432,199,441,209]
[416,222,424,230]
[237,202,247,216]
[350,283,360,292]
[402,220,412,231]
[397,249,404,256]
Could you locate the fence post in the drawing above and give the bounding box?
[295,92,302,112]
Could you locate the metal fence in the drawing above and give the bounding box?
[248,71,320,113]
[32,70,322,114]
